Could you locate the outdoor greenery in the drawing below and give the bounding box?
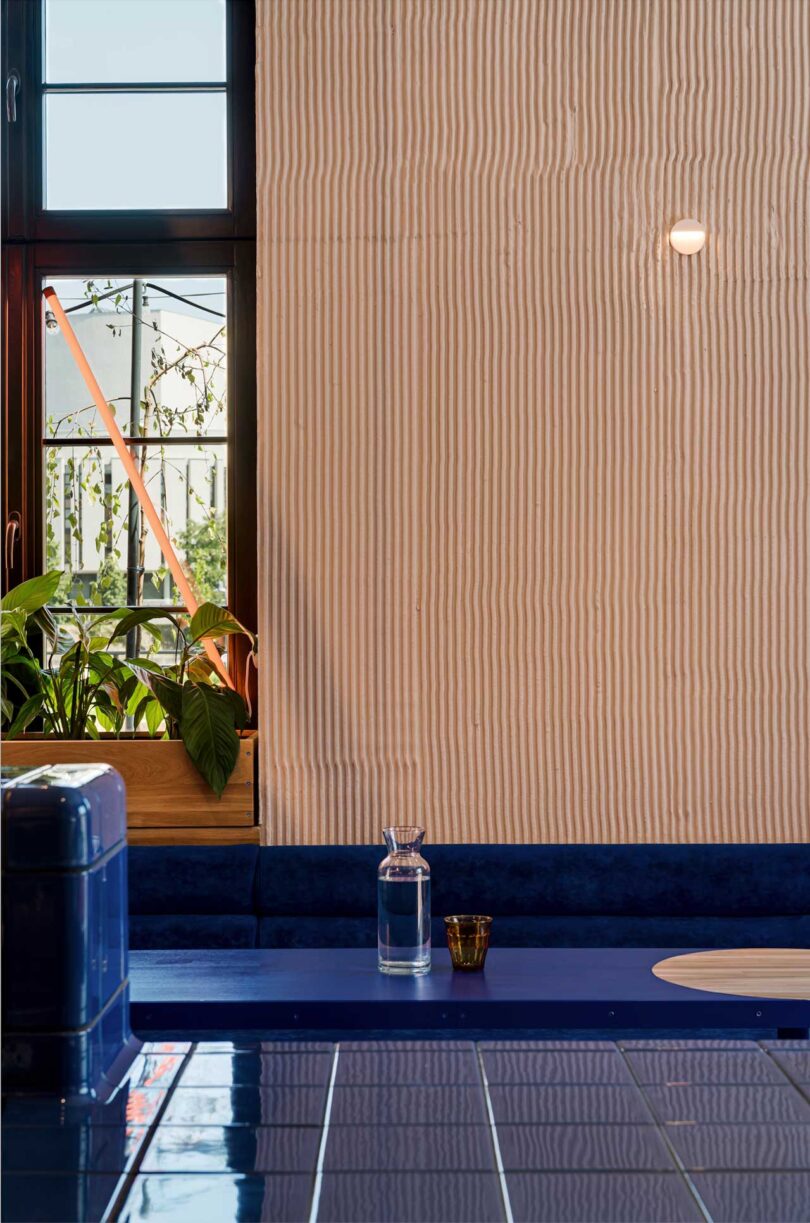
[177,512,226,605]
[0,570,256,797]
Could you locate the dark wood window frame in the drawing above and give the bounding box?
[1,0,257,683]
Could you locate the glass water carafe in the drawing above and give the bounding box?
[377,826,431,975]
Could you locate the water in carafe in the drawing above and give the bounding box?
[377,826,431,975]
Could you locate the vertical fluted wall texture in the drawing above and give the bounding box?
[256,0,810,845]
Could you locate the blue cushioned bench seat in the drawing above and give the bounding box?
[128,844,810,951]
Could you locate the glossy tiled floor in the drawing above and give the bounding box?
[3,1039,810,1222]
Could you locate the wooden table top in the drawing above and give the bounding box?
[653,947,810,1000]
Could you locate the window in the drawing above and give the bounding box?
[43,0,227,211]
[2,0,256,683]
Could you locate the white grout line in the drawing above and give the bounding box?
[308,1045,341,1223]
[475,1046,515,1223]
[616,1044,714,1223]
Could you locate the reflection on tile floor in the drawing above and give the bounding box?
[3,1039,810,1221]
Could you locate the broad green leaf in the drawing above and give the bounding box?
[32,606,59,644]
[151,675,184,723]
[95,705,116,732]
[179,682,240,797]
[110,608,173,643]
[87,652,116,682]
[126,680,151,718]
[1,570,62,614]
[130,693,153,730]
[128,657,164,674]
[189,602,247,644]
[221,686,248,730]
[0,609,28,642]
[187,656,218,682]
[4,693,44,738]
[144,698,165,737]
[126,658,166,693]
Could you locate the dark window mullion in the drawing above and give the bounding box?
[43,437,229,447]
[42,82,226,93]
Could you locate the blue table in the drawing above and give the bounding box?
[130,947,810,1034]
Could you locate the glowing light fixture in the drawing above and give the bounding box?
[670,219,706,255]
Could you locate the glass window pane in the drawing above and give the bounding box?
[43,275,228,611]
[45,92,227,210]
[45,0,226,84]
[44,443,227,608]
[44,277,228,439]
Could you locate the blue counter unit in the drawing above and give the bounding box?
[1,763,139,1097]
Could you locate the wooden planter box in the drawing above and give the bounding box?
[1,732,259,846]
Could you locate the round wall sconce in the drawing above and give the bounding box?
[669,219,706,255]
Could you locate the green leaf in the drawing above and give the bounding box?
[0,609,28,642]
[179,682,240,797]
[4,693,44,738]
[188,602,248,645]
[187,656,218,682]
[129,693,152,730]
[87,652,116,681]
[151,675,184,723]
[144,698,165,737]
[126,680,151,717]
[1,570,62,614]
[110,608,174,643]
[31,605,59,644]
[221,686,248,730]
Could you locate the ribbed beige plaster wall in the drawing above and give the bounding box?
[256,0,810,845]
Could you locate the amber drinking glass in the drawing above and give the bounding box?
[444,915,493,971]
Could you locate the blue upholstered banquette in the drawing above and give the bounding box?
[128,844,810,951]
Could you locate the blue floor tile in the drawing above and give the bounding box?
[180,1052,334,1087]
[335,1050,479,1085]
[2,1173,123,1223]
[160,1085,327,1127]
[625,1049,786,1084]
[117,1173,313,1223]
[643,1083,810,1124]
[194,1041,334,1054]
[2,1124,148,1173]
[666,1123,810,1171]
[323,1123,495,1171]
[124,1052,187,1091]
[619,1040,759,1050]
[488,1084,653,1124]
[338,1040,474,1051]
[141,1125,321,1173]
[506,1171,704,1222]
[316,1171,504,1223]
[496,1124,674,1171]
[482,1049,633,1085]
[691,1172,810,1222]
[329,1084,487,1125]
[479,1041,617,1051]
[140,1041,192,1055]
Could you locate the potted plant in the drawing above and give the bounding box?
[1,570,259,843]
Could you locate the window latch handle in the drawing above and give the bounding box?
[5,511,21,575]
[6,71,20,124]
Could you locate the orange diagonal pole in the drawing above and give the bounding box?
[43,286,234,689]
